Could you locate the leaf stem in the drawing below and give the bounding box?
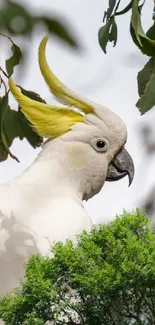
[0,32,14,45]
[0,67,9,79]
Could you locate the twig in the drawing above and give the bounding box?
[0,67,9,79]
[0,32,14,45]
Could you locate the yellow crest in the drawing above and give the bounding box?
[38,36,94,115]
[9,79,83,138]
[9,35,95,139]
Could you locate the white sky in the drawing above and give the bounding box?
[0,0,155,224]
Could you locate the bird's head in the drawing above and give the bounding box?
[9,36,134,200]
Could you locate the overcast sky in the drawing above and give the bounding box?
[0,0,155,224]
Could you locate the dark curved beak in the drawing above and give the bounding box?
[106,148,135,186]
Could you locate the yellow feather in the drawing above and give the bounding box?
[38,35,94,115]
[9,78,83,138]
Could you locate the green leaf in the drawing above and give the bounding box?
[107,0,117,20]
[18,110,43,149]
[102,11,107,23]
[0,94,19,162]
[131,0,142,45]
[99,18,118,53]
[98,21,112,53]
[109,20,117,47]
[136,58,155,114]
[2,107,23,144]
[0,88,44,162]
[99,0,131,54]
[20,88,46,104]
[1,0,34,35]
[131,0,155,56]
[146,22,155,40]
[5,43,22,77]
[130,23,144,52]
[41,17,80,49]
[109,0,116,8]
[137,58,154,97]
[0,2,79,49]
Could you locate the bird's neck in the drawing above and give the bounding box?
[6,140,87,217]
[16,140,83,201]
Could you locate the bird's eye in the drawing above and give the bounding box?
[96,140,106,148]
[91,138,108,152]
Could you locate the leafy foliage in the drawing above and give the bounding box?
[0,0,80,49]
[98,17,117,53]
[99,0,155,114]
[137,58,155,114]
[0,93,19,162]
[98,1,132,53]
[1,210,155,324]
[0,87,43,162]
[5,42,22,77]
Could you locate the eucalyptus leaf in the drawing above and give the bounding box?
[107,0,117,20]
[146,22,155,41]
[42,17,79,49]
[131,0,155,56]
[0,139,8,162]
[137,58,154,97]
[0,97,8,162]
[5,43,22,77]
[98,21,112,53]
[20,87,46,104]
[0,94,19,162]
[109,20,117,46]
[0,88,44,163]
[0,1,79,49]
[136,58,155,114]
[1,0,34,35]
[103,11,107,23]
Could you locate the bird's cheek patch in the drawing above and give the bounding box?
[67,143,88,166]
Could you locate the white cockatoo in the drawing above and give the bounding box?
[0,36,134,299]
